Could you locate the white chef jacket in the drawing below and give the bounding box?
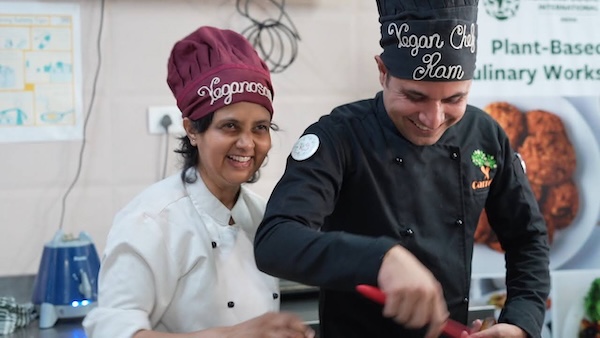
[83,169,279,338]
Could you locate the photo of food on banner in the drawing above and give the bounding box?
[473,100,578,251]
[550,270,600,338]
[579,277,600,338]
[470,277,553,338]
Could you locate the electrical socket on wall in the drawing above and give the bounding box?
[147,106,185,135]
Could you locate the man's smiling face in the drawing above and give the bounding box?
[376,56,472,146]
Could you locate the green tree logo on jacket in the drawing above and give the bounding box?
[471,150,497,190]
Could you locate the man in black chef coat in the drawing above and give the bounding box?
[254,1,550,337]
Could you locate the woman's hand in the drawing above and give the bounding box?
[227,312,315,338]
[134,312,315,338]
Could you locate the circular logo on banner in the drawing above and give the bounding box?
[483,0,520,21]
[291,134,320,161]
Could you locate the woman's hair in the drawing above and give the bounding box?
[174,112,278,184]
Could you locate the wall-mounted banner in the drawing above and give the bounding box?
[471,3,600,337]
[471,0,600,96]
[0,2,83,143]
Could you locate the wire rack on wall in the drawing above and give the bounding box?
[236,0,301,73]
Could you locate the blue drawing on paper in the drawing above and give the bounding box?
[3,38,27,49]
[40,109,73,123]
[0,65,16,88]
[34,61,73,82]
[0,108,27,125]
[35,33,51,50]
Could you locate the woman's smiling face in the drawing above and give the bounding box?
[191,101,272,193]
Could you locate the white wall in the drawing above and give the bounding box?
[0,0,382,276]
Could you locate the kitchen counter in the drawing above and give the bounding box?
[2,293,319,338]
[280,291,320,324]
[0,274,319,337]
[3,319,86,338]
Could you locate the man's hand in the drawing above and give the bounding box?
[463,322,527,338]
[377,245,449,338]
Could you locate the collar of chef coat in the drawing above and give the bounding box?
[183,167,256,238]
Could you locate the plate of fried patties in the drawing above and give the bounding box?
[468,96,600,275]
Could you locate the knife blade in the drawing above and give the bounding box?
[356,284,469,338]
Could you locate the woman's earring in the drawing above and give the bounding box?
[190,137,196,146]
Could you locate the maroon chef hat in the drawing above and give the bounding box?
[167,26,274,120]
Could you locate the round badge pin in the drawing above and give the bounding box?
[291,134,320,161]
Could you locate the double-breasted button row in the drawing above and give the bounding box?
[226,293,280,309]
[394,152,459,163]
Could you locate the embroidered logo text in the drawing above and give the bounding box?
[471,150,497,190]
[197,76,272,105]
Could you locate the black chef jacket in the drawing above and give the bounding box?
[254,92,550,338]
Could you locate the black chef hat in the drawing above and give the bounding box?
[377,0,478,81]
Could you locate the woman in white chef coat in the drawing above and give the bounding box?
[83,26,314,338]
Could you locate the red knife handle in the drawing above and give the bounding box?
[355,284,469,338]
[356,284,386,304]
